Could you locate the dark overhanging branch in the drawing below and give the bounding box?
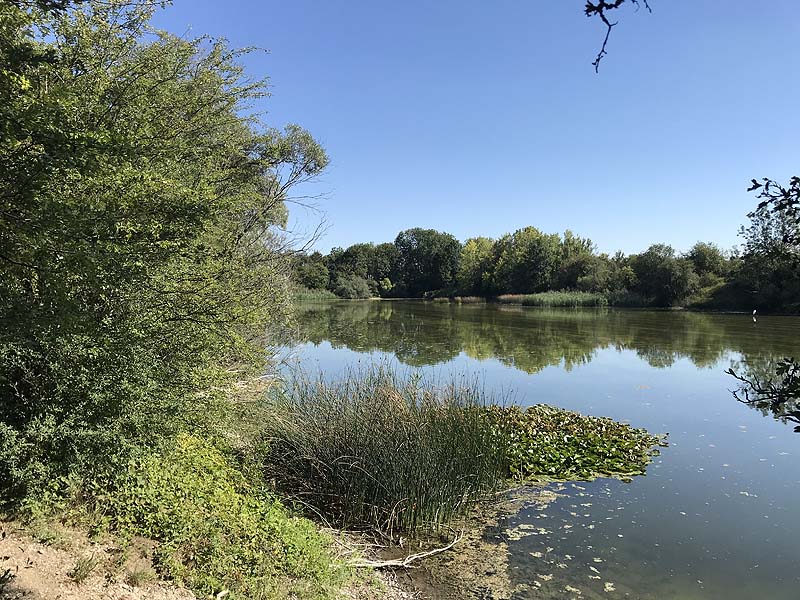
[584,0,652,73]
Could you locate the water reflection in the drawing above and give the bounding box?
[292,300,796,373]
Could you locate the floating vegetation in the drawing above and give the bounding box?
[483,405,666,481]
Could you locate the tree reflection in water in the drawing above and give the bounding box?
[291,301,800,432]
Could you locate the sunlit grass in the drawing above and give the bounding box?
[261,367,504,536]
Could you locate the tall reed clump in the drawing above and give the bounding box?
[521,291,609,308]
[260,367,504,536]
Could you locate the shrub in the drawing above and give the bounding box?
[333,275,372,299]
[107,434,347,600]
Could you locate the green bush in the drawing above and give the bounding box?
[0,2,327,508]
[333,275,373,299]
[107,434,347,600]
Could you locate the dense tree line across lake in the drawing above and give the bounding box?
[292,209,800,311]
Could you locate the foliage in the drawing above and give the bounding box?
[333,275,372,299]
[735,204,800,310]
[292,252,330,290]
[687,242,728,277]
[490,227,562,294]
[394,228,462,297]
[483,405,664,480]
[67,554,100,584]
[457,237,494,296]
[630,244,700,306]
[259,366,662,536]
[107,434,347,599]
[521,291,609,308]
[0,1,326,504]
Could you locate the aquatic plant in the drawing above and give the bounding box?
[261,368,504,535]
[482,405,664,480]
[259,367,663,536]
[521,291,609,308]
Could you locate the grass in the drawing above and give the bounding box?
[521,291,609,307]
[261,367,505,536]
[126,568,157,587]
[453,296,485,304]
[106,434,349,600]
[260,366,664,537]
[495,294,527,304]
[68,554,100,584]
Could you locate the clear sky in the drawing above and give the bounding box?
[152,1,800,256]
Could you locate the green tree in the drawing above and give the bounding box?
[0,1,327,500]
[687,242,728,278]
[554,230,596,289]
[292,252,329,290]
[736,203,800,310]
[394,228,461,296]
[491,227,561,294]
[456,237,494,295]
[333,275,372,299]
[631,245,699,306]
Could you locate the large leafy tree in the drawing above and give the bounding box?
[490,227,561,294]
[394,228,461,296]
[0,1,327,500]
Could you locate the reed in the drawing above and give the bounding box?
[521,291,609,307]
[260,367,504,536]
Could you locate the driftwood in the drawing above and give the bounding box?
[348,533,463,569]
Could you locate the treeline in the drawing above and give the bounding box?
[292,209,800,310]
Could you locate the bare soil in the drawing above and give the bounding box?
[0,522,195,600]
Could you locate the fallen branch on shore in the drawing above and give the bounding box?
[348,533,463,569]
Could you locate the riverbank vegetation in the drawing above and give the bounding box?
[0,2,351,597]
[261,367,663,537]
[292,214,800,312]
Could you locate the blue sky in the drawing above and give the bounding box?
[153,1,800,255]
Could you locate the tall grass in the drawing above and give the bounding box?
[453,296,485,304]
[495,294,527,304]
[259,367,664,538]
[521,291,609,307]
[260,367,504,536]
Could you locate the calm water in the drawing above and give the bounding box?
[287,301,800,599]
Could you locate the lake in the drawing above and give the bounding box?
[286,301,800,599]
